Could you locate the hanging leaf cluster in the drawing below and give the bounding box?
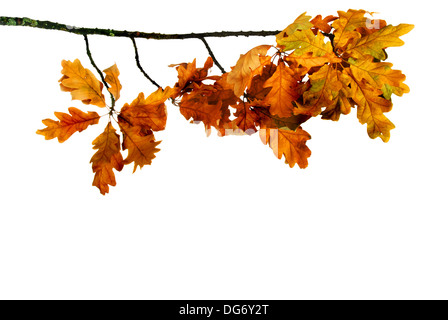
[37,9,413,195]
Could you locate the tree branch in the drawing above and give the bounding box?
[0,16,281,40]
[130,37,162,89]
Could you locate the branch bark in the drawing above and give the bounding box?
[0,16,281,40]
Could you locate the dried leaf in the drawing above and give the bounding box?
[103,63,122,101]
[90,122,124,195]
[59,59,106,108]
[36,107,100,142]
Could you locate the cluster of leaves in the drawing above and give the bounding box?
[37,9,413,195]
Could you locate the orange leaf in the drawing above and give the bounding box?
[178,84,224,131]
[90,122,124,195]
[232,101,260,134]
[120,123,161,173]
[103,63,122,101]
[260,127,311,169]
[263,61,300,118]
[59,59,106,108]
[119,87,173,132]
[170,57,214,96]
[226,45,272,97]
[36,107,100,142]
[310,14,337,34]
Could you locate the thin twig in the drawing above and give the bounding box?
[0,17,280,40]
[130,37,162,89]
[83,34,116,111]
[199,37,226,74]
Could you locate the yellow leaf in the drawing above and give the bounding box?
[59,59,106,108]
[226,45,272,97]
[103,63,122,101]
[298,64,342,116]
[277,29,333,56]
[346,24,414,60]
[36,107,100,143]
[348,76,394,142]
[332,9,368,50]
[349,56,409,99]
[276,12,313,43]
[90,122,124,195]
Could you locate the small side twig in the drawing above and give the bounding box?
[83,34,116,110]
[130,37,162,89]
[199,37,226,74]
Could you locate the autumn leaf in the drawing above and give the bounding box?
[296,64,342,116]
[119,87,173,132]
[263,61,300,118]
[232,101,260,134]
[90,122,124,195]
[178,84,224,131]
[286,52,341,73]
[347,75,394,142]
[170,57,214,96]
[346,23,414,60]
[59,59,106,108]
[260,127,311,169]
[36,107,100,142]
[276,12,313,42]
[103,63,122,101]
[277,29,333,56]
[226,45,272,97]
[120,122,161,173]
[310,14,337,34]
[332,9,368,50]
[320,70,354,121]
[348,56,409,99]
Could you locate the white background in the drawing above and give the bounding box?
[0,0,446,300]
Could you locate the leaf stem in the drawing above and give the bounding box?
[130,37,162,89]
[83,34,116,112]
[199,37,226,74]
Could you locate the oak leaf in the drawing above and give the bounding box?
[119,87,173,132]
[260,127,312,169]
[90,122,124,195]
[297,64,343,116]
[346,23,414,60]
[178,84,224,131]
[226,45,272,97]
[36,107,100,142]
[276,12,313,42]
[103,63,122,101]
[332,9,368,50]
[59,59,106,108]
[310,15,338,34]
[277,29,333,56]
[348,75,394,142]
[348,56,409,99]
[263,61,300,118]
[120,122,161,173]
